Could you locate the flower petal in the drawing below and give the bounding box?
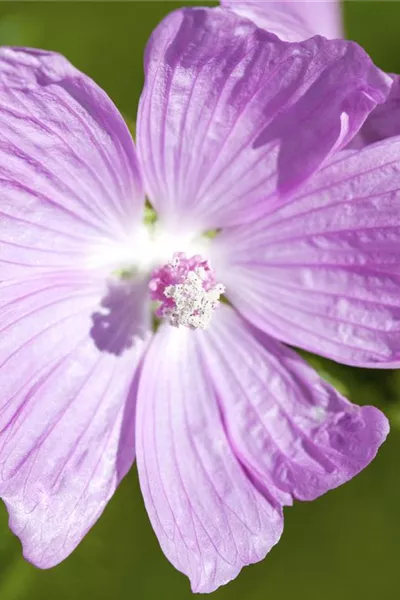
[357,74,400,145]
[213,138,400,367]
[137,7,390,231]
[0,47,144,278]
[221,0,343,41]
[136,322,283,593]
[196,306,389,503]
[0,273,151,567]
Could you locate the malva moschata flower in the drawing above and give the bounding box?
[0,5,399,594]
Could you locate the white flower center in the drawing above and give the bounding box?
[88,221,224,331]
[149,252,225,330]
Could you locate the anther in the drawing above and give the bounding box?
[149,252,225,329]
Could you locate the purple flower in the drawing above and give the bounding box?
[0,6,397,593]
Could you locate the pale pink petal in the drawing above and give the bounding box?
[137,7,389,231]
[136,323,283,593]
[0,47,144,278]
[213,138,400,367]
[196,306,389,504]
[0,273,151,567]
[222,0,343,41]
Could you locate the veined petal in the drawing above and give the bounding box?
[137,7,390,231]
[136,322,283,593]
[0,47,144,278]
[0,273,151,567]
[222,0,343,41]
[196,306,389,504]
[213,138,400,367]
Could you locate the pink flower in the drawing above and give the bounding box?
[0,6,396,593]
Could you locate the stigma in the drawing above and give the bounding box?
[149,252,225,330]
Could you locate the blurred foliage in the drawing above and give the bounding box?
[0,2,399,600]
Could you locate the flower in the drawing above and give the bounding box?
[0,6,398,593]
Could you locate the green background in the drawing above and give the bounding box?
[0,2,399,599]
